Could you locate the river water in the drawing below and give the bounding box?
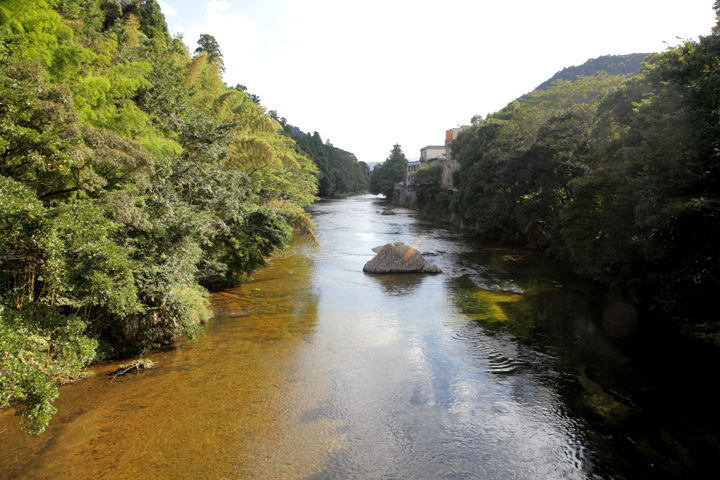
[1,194,719,479]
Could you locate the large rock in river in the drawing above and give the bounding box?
[363,242,442,274]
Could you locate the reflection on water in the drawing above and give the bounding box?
[365,272,428,295]
[2,194,719,479]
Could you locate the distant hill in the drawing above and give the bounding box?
[283,125,370,197]
[534,53,650,91]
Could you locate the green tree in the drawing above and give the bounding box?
[561,6,720,317]
[371,144,407,199]
[137,0,171,41]
[0,175,135,433]
[413,164,442,207]
[453,74,626,244]
[194,33,224,71]
[292,129,368,197]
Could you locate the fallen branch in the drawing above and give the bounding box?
[110,359,155,381]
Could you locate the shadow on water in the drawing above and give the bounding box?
[443,238,720,479]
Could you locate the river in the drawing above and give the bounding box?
[1,194,719,479]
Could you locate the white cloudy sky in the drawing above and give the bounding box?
[159,0,717,163]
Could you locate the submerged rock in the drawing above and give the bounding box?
[363,242,442,274]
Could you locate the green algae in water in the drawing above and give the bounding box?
[451,277,535,338]
[577,370,633,426]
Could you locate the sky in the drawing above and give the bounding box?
[158,0,718,164]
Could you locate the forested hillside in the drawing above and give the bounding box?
[447,6,720,329]
[0,0,319,433]
[287,127,370,197]
[533,53,649,91]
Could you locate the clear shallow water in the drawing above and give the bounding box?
[2,194,719,479]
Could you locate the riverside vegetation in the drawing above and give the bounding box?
[373,4,720,341]
[0,0,368,433]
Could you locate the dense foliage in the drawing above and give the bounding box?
[412,165,442,206]
[289,127,370,197]
[1,0,318,433]
[411,164,453,219]
[444,4,720,324]
[370,144,408,200]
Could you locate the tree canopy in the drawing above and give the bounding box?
[370,144,408,200]
[1,0,318,433]
[194,33,223,71]
[290,128,370,197]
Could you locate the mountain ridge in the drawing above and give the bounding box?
[534,53,650,91]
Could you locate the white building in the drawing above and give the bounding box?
[405,127,469,194]
[419,145,446,167]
